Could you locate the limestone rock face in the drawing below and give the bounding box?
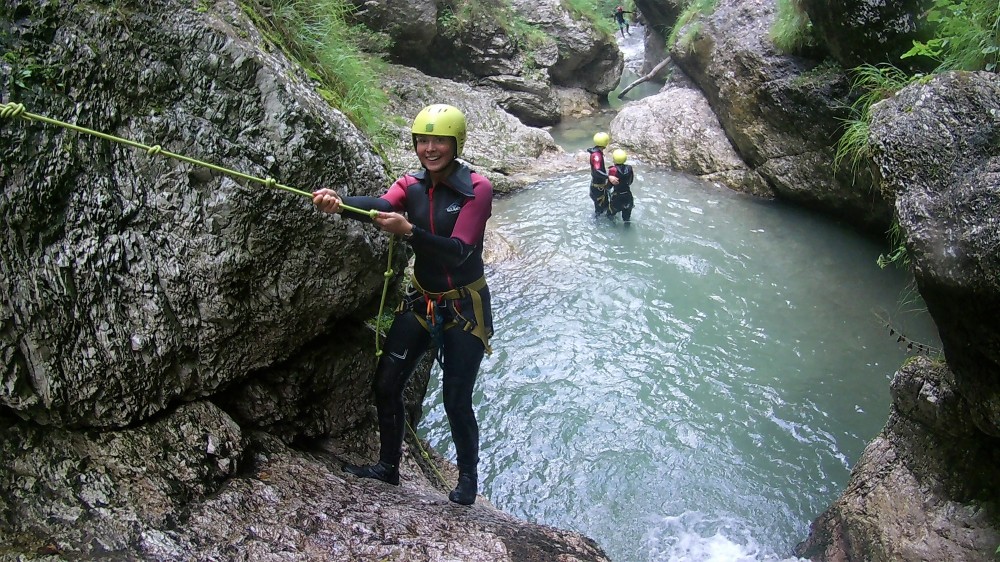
[347,0,439,57]
[348,0,623,126]
[669,0,893,233]
[1,0,392,429]
[0,402,245,555]
[378,64,564,195]
[632,0,684,36]
[507,0,624,95]
[795,358,1000,561]
[632,0,684,75]
[143,433,613,562]
[801,0,935,70]
[0,0,607,559]
[797,70,1000,562]
[869,71,1000,437]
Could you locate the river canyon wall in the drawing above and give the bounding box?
[629,1,1000,560]
[1,0,999,560]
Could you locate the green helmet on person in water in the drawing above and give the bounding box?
[612,149,628,164]
[593,132,610,148]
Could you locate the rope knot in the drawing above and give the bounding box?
[147,144,162,155]
[384,269,394,279]
[264,177,277,189]
[1,102,26,119]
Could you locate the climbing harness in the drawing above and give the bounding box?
[0,101,395,356]
[591,181,612,213]
[394,277,491,491]
[425,295,446,353]
[408,275,492,357]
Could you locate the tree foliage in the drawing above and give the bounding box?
[902,0,1000,72]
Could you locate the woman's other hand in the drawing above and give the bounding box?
[373,211,413,237]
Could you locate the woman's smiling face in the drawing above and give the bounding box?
[414,134,456,175]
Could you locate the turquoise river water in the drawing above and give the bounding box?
[419,164,941,561]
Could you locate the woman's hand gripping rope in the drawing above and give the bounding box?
[311,189,409,359]
[1,101,379,220]
[312,188,410,234]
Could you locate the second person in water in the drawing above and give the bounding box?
[607,148,635,224]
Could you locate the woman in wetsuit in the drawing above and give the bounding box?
[312,104,493,506]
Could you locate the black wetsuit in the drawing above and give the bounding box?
[608,163,635,222]
[340,162,493,476]
[613,9,632,37]
[587,146,610,215]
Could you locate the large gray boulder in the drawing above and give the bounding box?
[800,0,935,70]
[796,70,1000,562]
[669,0,893,233]
[0,0,608,558]
[610,85,770,195]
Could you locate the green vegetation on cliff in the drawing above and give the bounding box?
[836,1,997,271]
[838,1,998,164]
[770,0,815,54]
[902,0,1000,72]
[240,0,394,147]
[668,0,719,51]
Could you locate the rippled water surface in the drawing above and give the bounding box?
[420,169,940,561]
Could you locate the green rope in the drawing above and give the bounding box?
[373,236,396,359]
[0,101,377,218]
[407,419,449,488]
[2,100,398,342]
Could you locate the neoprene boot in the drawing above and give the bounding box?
[448,469,478,505]
[343,460,400,486]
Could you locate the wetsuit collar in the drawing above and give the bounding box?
[411,163,475,197]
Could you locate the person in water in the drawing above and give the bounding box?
[613,6,633,38]
[587,132,611,216]
[607,148,635,224]
[312,104,493,506]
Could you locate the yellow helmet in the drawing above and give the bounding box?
[593,132,610,147]
[612,149,628,164]
[411,104,467,155]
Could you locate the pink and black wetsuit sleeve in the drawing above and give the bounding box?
[587,147,608,184]
[340,164,493,292]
